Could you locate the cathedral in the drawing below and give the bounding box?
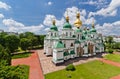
[44,12,104,64]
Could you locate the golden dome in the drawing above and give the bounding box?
[92,21,94,28]
[66,15,69,22]
[52,19,56,25]
[74,13,82,28]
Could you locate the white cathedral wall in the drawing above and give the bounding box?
[46,47,52,56]
[74,44,79,57]
[84,46,88,54]
[64,40,75,49]
[53,49,57,60]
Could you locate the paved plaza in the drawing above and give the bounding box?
[37,49,102,74]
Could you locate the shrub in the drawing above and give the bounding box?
[66,64,76,71]
[108,49,113,54]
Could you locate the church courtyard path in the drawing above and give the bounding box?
[12,50,44,79]
[37,49,100,74]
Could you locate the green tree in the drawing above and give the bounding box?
[39,35,45,47]
[20,38,30,51]
[0,32,7,47]
[106,36,114,44]
[5,35,20,53]
[0,45,11,65]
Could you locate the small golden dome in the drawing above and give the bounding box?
[74,13,82,28]
[52,19,56,25]
[92,21,94,28]
[66,15,69,22]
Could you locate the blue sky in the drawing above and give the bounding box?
[0,0,120,35]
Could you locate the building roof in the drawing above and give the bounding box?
[63,22,72,29]
[54,41,64,48]
[75,28,82,32]
[50,25,58,31]
[90,28,96,33]
[74,40,80,44]
[64,52,69,56]
[70,50,75,54]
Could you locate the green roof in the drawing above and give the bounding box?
[74,40,80,44]
[95,47,99,50]
[64,52,69,56]
[76,28,82,32]
[83,30,87,34]
[98,43,104,47]
[70,50,75,54]
[50,25,58,31]
[90,28,96,33]
[54,41,64,48]
[63,22,72,29]
[81,35,86,40]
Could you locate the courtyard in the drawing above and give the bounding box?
[37,49,103,74]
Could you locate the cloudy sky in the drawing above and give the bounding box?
[0,0,120,36]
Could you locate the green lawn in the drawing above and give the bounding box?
[12,52,31,59]
[104,54,120,63]
[19,65,29,79]
[45,60,120,79]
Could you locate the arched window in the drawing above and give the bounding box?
[70,32,71,36]
[55,33,56,36]
[66,32,68,36]
[64,44,66,47]
[78,34,79,39]
[71,43,74,47]
[51,33,53,36]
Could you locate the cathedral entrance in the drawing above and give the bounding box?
[88,43,94,55]
[77,46,84,56]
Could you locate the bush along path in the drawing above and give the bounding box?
[12,50,44,79]
[98,58,120,79]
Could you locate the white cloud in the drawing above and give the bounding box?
[2,18,44,33]
[79,0,108,9]
[44,28,50,32]
[47,1,53,6]
[0,14,4,18]
[3,18,24,27]
[43,15,56,26]
[96,21,120,36]
[89,0,120,17]
[0,1,11,10]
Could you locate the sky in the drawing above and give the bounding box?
[0,0,120,36]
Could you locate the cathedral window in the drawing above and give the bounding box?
[78,34,79,39]
[51,33,53,36]
[64,44,66,47]
[55,33,56,36]
[71,43,74,47]
[66,32,68,36]
[70,32,71,36]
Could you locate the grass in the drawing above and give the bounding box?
[45,60,120,79]
[17,65,29,79]
[22,65,29,79]
[104,53,120,63]
[12,52,31,59]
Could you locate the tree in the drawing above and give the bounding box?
[39,35,45,47]
[0,44,11,65]
[0,32,7,47]
[66,64,76,71]
[5,35,20,53]
[106,36,114,44]
[20,38,30,51]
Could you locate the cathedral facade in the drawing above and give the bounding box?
[44,12,104,64]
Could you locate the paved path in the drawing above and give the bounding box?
[98,58,120,79]
[37,50,100,74]
[12,51,44,79]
